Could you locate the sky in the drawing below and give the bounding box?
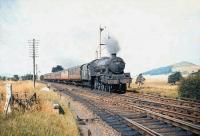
[0,0,200,76]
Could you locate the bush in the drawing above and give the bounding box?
[168,72,182,85]
[135,74,145,86]
[13,75,19,81]
[178,75,200,100]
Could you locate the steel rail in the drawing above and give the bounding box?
[132,93,200,109]
[122,117,163,136]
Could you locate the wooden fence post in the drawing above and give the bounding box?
[0,93,2,101]
[3,84,12,115]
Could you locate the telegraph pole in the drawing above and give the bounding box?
[99,25,106,58]
[33,39,35,87]
[36,64,38,81]
[28,39,39,88]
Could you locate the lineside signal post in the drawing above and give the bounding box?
[28,39,39,88]
[99,25,106,58]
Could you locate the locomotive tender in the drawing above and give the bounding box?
[43,53,132,93]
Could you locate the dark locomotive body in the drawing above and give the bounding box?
[43,53,132,93]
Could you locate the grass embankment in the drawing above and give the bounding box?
[0,81,79,136]
[128,77,178,99]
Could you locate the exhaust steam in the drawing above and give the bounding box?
[104,36,120,55]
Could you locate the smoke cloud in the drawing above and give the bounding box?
[104,36,120,54]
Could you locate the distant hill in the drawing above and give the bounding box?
[143,61,200,76]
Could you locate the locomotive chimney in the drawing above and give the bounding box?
[111,53,116,58]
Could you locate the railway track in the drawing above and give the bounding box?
[81,90,200,125]
[71,89,200,135]
[110,94,200,125]
[125,93,200,110]
[59,87,141,136]
[48,82,200,136]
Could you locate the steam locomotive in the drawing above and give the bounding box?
[43,53,132,93]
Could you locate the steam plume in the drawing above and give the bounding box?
[104,36,120,54]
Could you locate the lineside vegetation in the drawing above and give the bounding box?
[130,74,200,100]
[129,77,178,98]
[0,81,79,136]
[178,75,200,100]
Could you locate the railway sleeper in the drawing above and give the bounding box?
[139,99,199,115]
[90,111,142,135]
[136,123,174,132]
[121,114,147,119]
[125,96,200,117]
[107,121,124,126]
[119,130,141,136]
[106,119,123,124]
[97,113,113,119]
[149,116,200,135]
[136,104,200,124]
[131,117,155,123]
[160,130,194,136]
[154,126,181,133]
[142,121,165,126]
[111,124,131,129]
[100,115,140,136]
[115,127,133,132]
[147,124,171,129]
[137,94,200,109]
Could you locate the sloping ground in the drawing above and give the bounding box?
[172,65,200,75]
[143,66,172,75]
[130,76,178,98]
[143,61,200,76]
[0,81,79,136]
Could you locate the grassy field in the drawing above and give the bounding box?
[129,76,179,98]
[0,81,79,136]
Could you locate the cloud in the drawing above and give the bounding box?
[0,0,200,76]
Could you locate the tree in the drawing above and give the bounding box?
[168,72,182,85]
[135,73,145,86]
[52,65,64,72]
[2,76,6,81]
[0,76,7,81]
[178,75,200,100]
[13,75,19,81]
[21,74,33,80]
[190,69,200,77]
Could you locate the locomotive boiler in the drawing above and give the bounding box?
[43,53,132,93]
